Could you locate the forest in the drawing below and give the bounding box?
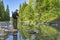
[0,1,10,21]
[18,0,60,40]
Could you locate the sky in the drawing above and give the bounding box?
[3,0,29,17]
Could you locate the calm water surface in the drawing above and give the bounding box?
[6,32,23,40]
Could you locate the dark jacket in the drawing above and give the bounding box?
[12,12,19,19]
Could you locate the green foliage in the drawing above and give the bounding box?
[0,1,5,21]
[18,0,60,40]
[20,2,28,13]
[0,1,10,21]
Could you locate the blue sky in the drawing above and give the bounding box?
[3,0,29,17]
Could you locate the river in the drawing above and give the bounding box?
[6,32,23,40]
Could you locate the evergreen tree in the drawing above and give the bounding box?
[5,5,10,21]
[1,1,5,21]
[19,2,28,21]
[0,1,10,21]
[0,1,5,21]
[20,2,28,13]
[0,1,2,20]
[34,0,60,40]
[18,0,60,40]
[18,0,34,39]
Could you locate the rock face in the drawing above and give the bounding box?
[48,18,60,31]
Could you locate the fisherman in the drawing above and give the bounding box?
[12,9,19,29]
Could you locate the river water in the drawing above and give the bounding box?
[6,32,23,40]
[0,21,22,40]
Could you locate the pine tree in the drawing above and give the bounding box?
[0,1,2,20]
[0,1,10,21]
[34,0,60,40]
[20,2,28,13]
[5,5,10,21]
[19,2,28,21]
[18,1,34,39]
[1,1,5,21]
[18,0,60,40]
[0,1,5,21]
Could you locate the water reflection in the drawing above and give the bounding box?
[6,32,22,40]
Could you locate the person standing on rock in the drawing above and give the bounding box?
[12,9,19,40]
[12,9,19,29]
